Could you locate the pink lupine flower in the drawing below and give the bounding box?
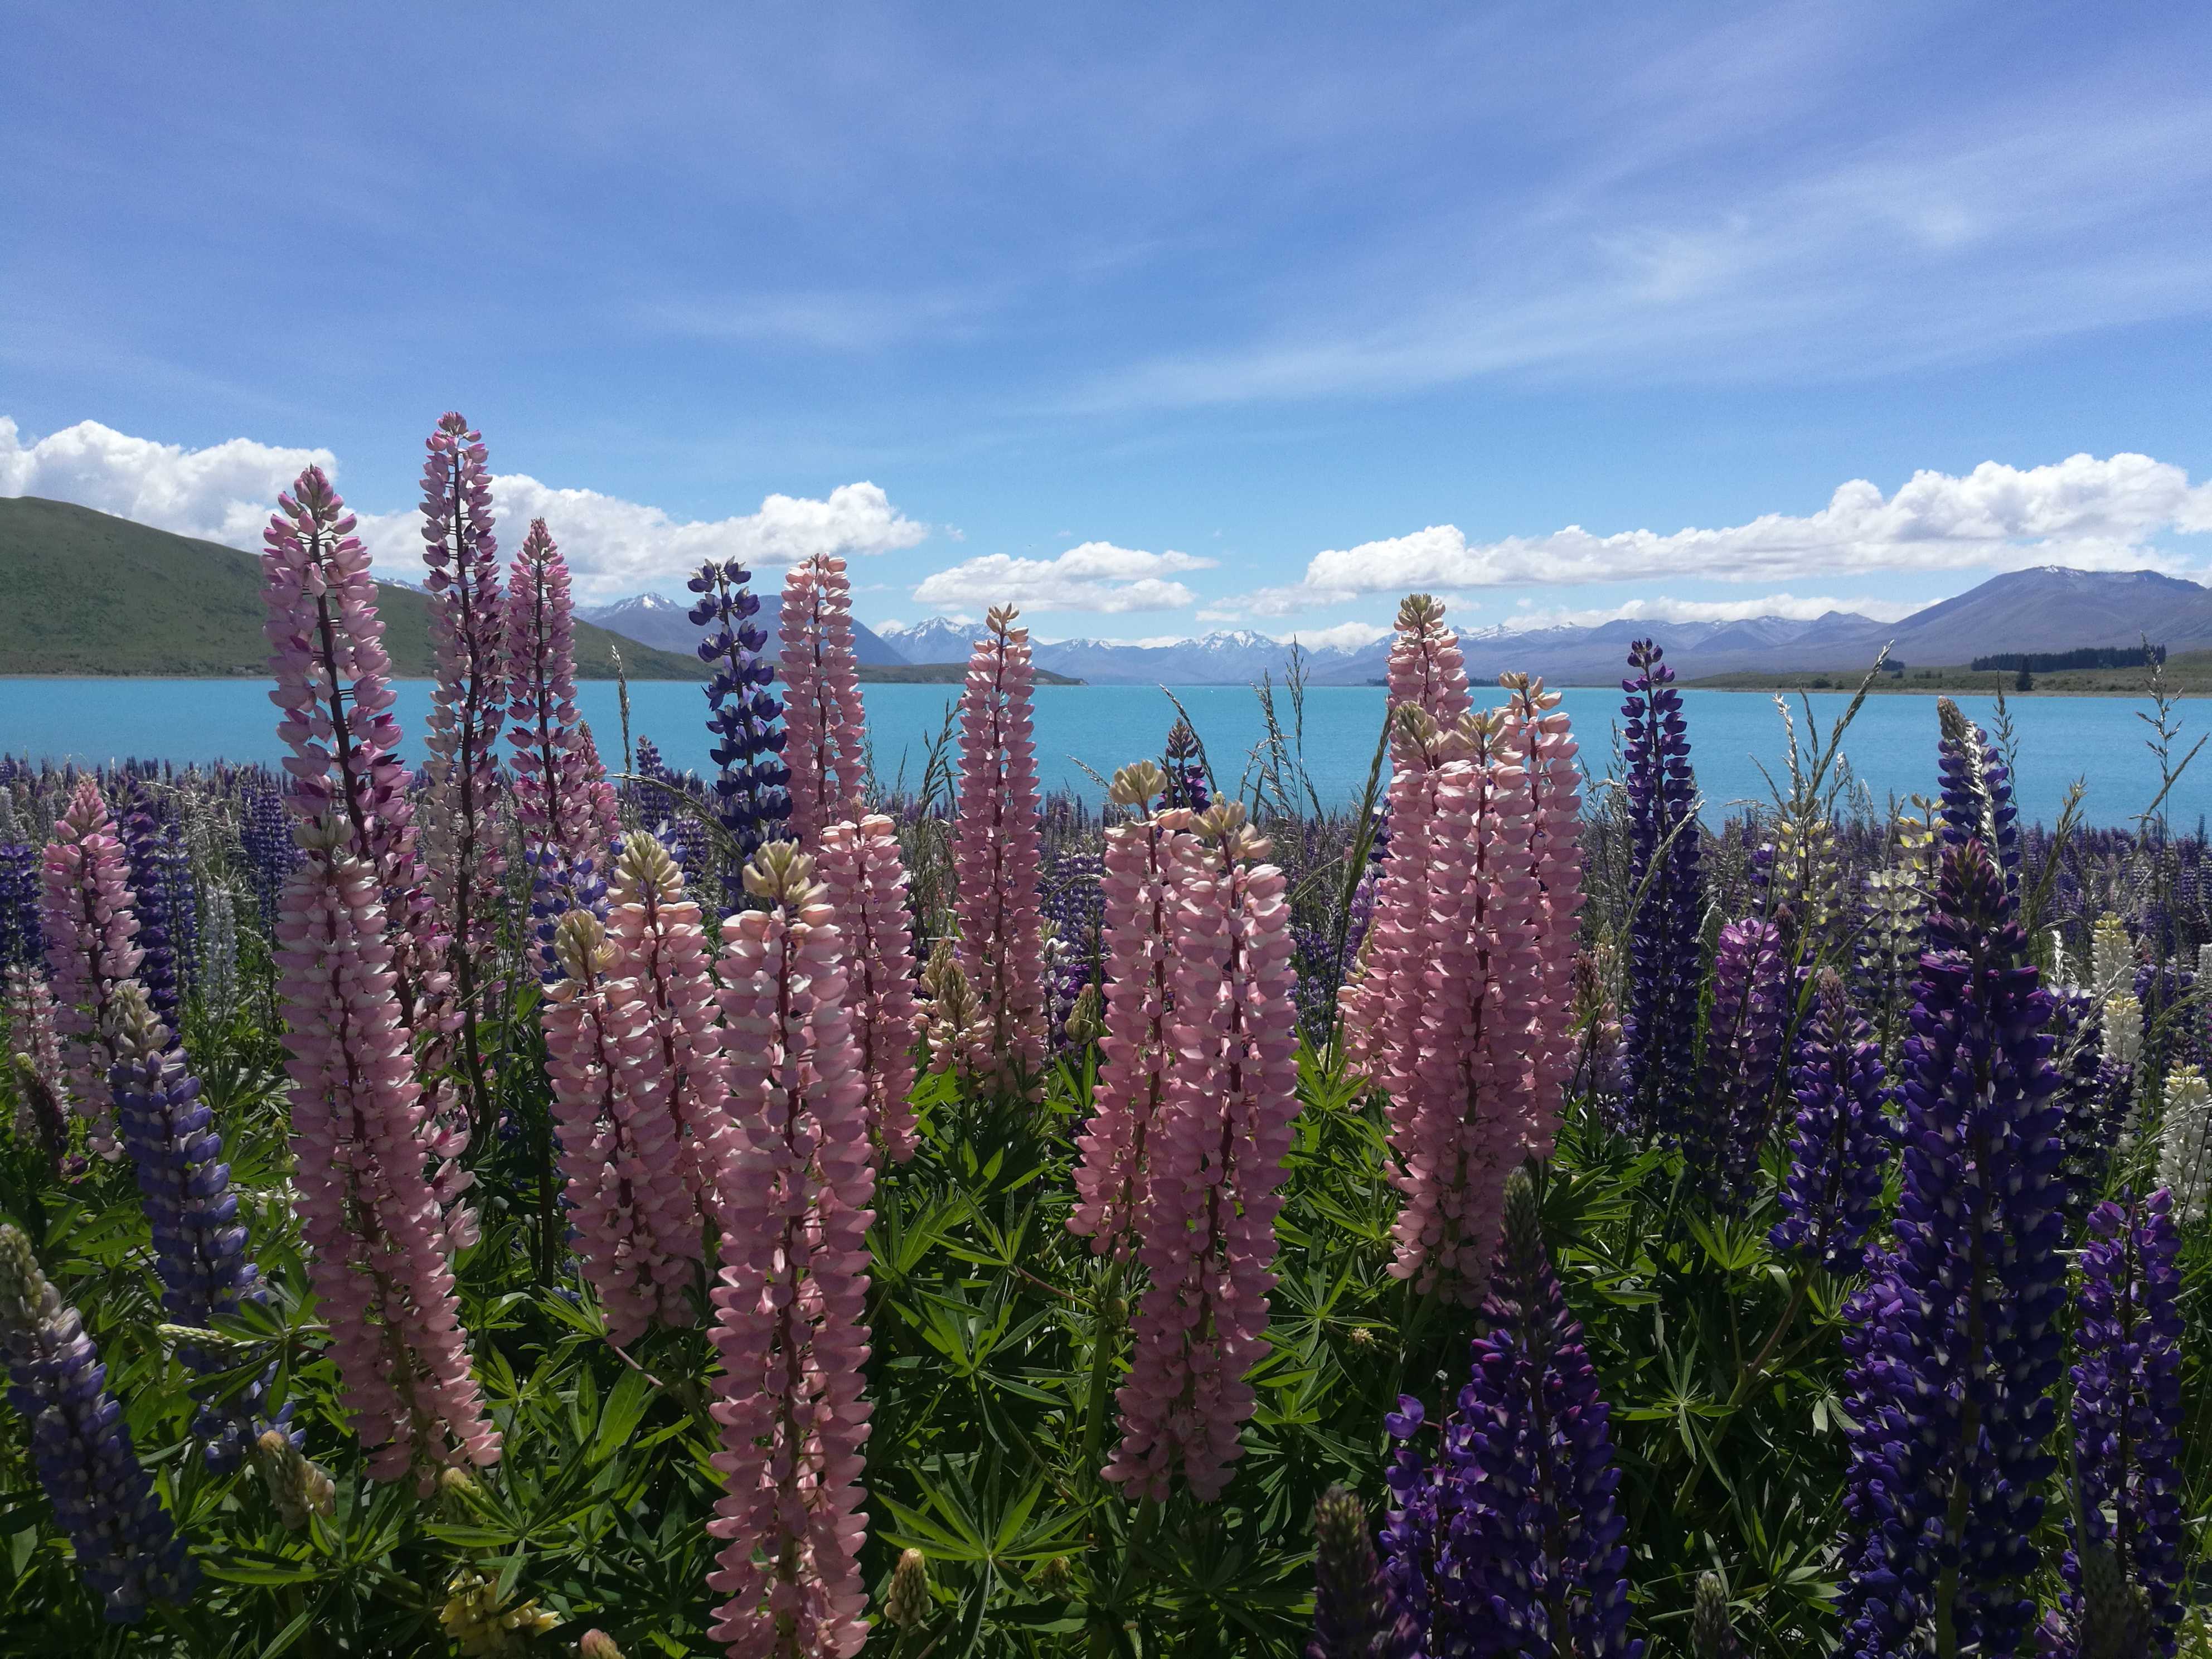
[274,833,499,1488]
[816,816,921,1164]
[707,843,876,1658]
[951,605,1049,1097]
[1338,707,1453,1100]
[1385,593,1471,740]
[40,779,141,1155]
[416,413,508,1128]
[778,555,869,846]
[3,964,69,1160]
[506,520,620,974]
[544,869,708,1347]
[1069,762,1197,1254]
[1104,804,1299,1502]
[1500,674,1585,1162]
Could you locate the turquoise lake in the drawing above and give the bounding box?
[0,677,2201,828]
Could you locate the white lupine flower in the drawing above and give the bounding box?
[200,885,239,1026]
[2158,1065,2212,1225]
[2090,913,2134,1005]
[2102,994,2145,1069]
[2047,927,2071,989]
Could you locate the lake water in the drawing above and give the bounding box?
[0,676,2201,829]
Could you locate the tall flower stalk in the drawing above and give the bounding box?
[950,606,1048,1098]
[1617,639,1703,1142]
[1380,1168,1639,1658]
[0,1222,196,1622]
[690,557,789,867]
[1105,803,1298,1502]
[706,843,876,1657]
[1769,968,1891,1275]
[260,465,498,1487]
[120,789,191,1031]
[815,816,921,1165]
[1702,916,1788,1194]
[777,554,869,846]
[417,412,508,1133]
[40,778,141,1156]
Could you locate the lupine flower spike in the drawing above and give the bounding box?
[507,518,620,978]
[1616,639,1703,1141]
[1702,915,1788,1195]
[778,554,869,846]
[1380,1168,1639,1657]
[815,816,921,1163]
[1106,803,1298,1501]
[950,605,1049,1098]
[120,788,191,1031]
[2155,1066,2211,1221]
[0,1222,196,1622]
[707,842,876,1657]
[1069,762,1195,1254]
[689,557,790,867]
[1840,827,2067,1657]
[40,778,142,1157]
[3,964,69,1170]
[417,413,509,1132]
[1499,673,1587,1166]
[1769,968,1891,1274]
[1308,1485,1419,1659]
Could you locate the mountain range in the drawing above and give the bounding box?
[0,496,705,678]
[579,591,906,666]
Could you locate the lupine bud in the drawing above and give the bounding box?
[920,937,991,1088]
[1065,982,1103,1045]
[950,606,1049,1097]
[1309,1486,1418,1659]
[250,1428,334,1532]
[439,1568,560,1655]
[1691,1574,1742,1659]
[578,1632,627,1659]
[886,1548,931,1631]
[0,1222,196,1621]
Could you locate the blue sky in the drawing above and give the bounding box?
[4,3,2211,644]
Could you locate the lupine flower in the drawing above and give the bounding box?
[249,1427,335,1532]
[1308,1485,1419,1659]
[579,1631,629,1659]
[1770,968,1891,1274]
[120,788,189,1032]
[439,1568,560,1654]
[1691,1574,1744,1659]
[238,777,297,926]
[1106,803,1298,1502]
[919,938,991,1090]
[2089,913,2135,1004]
[1380,1168,1639,1658]
[1702,915,1789,1194]
[105,981,274,1469]
[950,606,1049,1097]
[2044,1189,2185,1658]
[0,826,42,967]
[2154,1066,2211,1223]
[2103,993,2145,1069]
[707,842,876,1658]
[1936,696,2020,884]
[1340,707,1453,1104]
[1382,593,1472,731]
[1617,639,1704,1142]
[198,883,240,1028]
[816,815,921,1164]
[542,837,714,1345]
[0,1221,196,1622]
[1070,763,1196,1255]
[3,966,69,1175]
[777,554,869,845]
[1840,834,2068,1659]
[40,778,142,1156]
[1161,718,1209,812]
[416,413,510,1128]
[506,519,620,978]
[689,557,790,865]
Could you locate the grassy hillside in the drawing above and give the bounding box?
[1689,653,2212,696]
[0,496,705,678]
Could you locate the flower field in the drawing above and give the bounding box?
[3,413,2211,1657]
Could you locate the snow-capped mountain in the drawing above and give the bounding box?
[874,617,981,664]
[583,591,908,666]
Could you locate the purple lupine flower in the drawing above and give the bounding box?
[121,788,189,1031]
[105,982,279,1471]
[1309,1485,1420,1659]
[1704,915,1788,1194]
[1840,835,2068,1659]
[0,1221,197,1621]
[1770,968,1891,1274]
[2049,989,2116,1230]
[237,774,296,928]
[1936,697,2019,886]
[687,557,789,870]
[0,838,37,968]
[1041,846,1103,1051]
[1381,1167,1641,1658]
[2132,957,2200,1076]
[2045,1189,2186,1657]
[1161,718,1209,813]
[1618,639,1703,1144]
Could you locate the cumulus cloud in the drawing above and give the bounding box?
[0,417,333,546]
[1282,619,1394,651]
[1494,592,1927,631]
[1241,454,2212,614]
[1,415,928,601]
[911,541,1214,614]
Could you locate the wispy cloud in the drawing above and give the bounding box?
[912,541,1214,614]
[1495,593,1925,632]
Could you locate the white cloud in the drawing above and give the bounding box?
[1495,592,1926,632]
[1242,454,2212,614]
[0,417,333,546]
[911,541,1214,614]
[1283,619,1394,651]
[1,415,928,602]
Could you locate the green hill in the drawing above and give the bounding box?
[0,495,706,679]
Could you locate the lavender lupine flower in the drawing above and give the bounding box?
[0,827,38,967]
[1617,640,1703,1143]
[1936,697,2020,884]
[1381,1167,1640,1659]
[687,557,789,866]
[1770,968,1891,1274]
[1703,915,1788,1194]
[2044,1190,2185,1658]
[1309,1486,1419,1659]
[238,777,296,927]
[121,789,189,1032]
[1839,836,2069,1659]
[105,982,276,1470]
[0,1223,196,1622]
[1161,718,1209,812]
